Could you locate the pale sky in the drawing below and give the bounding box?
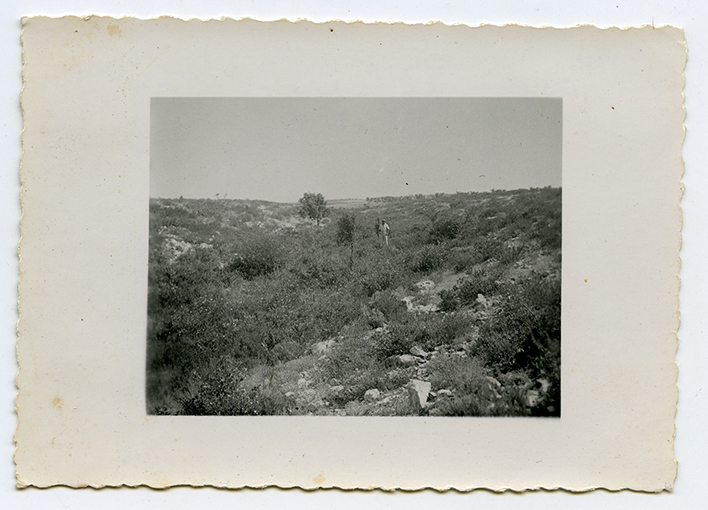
[150,98,561,202]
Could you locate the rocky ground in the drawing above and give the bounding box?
[148,188,561,417]
[244,270,555,417]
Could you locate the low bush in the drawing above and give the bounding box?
[356,259,400,296]
[408,244,447,273]
[428,214,462,244]
[439,266,505,311]
[368,290,408,322]
[427,353,487,393]
[475,275,561,404]
[372,323,418,360]
[448,247,482,272]
[474,235,505,262]
[227,232,286,279]
[372,312,475,359]
[426,355,532,417]
[291,252,348,288]
[176,357,290,416]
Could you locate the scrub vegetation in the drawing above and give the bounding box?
[147,187,561,417]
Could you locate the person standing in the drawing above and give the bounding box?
[381,219,390,246]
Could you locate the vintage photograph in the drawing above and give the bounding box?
[17,17,683,490]
[147,97,562,417]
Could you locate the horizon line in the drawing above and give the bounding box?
[150,185,562,204]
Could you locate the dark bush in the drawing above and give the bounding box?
[439,267,505,311]
[228,233,285,279]
[357,260,400,296]
[448,247,482,272]
[177,358,290,416]
[475,275,561,396]
[408,244,447,273]
[475,235,505,262]
[368,290,407,322]
[429,214,462,244]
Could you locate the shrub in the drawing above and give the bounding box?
[426,355,532,417]
[500,243,525,264]
[292,253,347,288]
[176,357,290,416]
[533,218,562,250]
[357,260,400,296]
[372,312,473,359]
[475,235,505,262]
[368,290,408,322]
[428,214,461,244]
[476,276,561,379]
[448,247,482,272]
[270,341,306,363]
[372,324,418,360]
[228,233,285,279]
[319,334,406,407]
[427,353,487,392]
[439,267,505,311]
[408,244,447,273]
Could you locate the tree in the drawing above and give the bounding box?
[336,212,357,268]
[298,192,330,227]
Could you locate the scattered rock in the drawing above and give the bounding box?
[538,378,551,393]
[461,340,477,356]
[478,377,502,401]
[526,390,541,407]
[415,303,439,313]
[399,354,421,367]
[330,385,345,394]
[434,345,449,356]
[437,389,453,397]
[476,293,488,307]
[402,296,439,313]
[364,389,381,402]
[312,339,337,355]
[297,378,308,388]
[415,280,436,292]
[410,345,428,358]
[407,379,432,409]
[485,376,501,388]
[285,392,295,398]
[386,354,421,368]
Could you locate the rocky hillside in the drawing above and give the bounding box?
[147,187,561,417]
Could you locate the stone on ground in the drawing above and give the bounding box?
[415,280,436,292]
[399,354,421,367]
[312,338,337,355]
[407,379,432,409]
[526,390,541,407]
[387,354,421,367]
[364,388,381,402]
[410,345,428,358]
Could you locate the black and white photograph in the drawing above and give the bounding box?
[147,97,562,417]
[13,12,689,496]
